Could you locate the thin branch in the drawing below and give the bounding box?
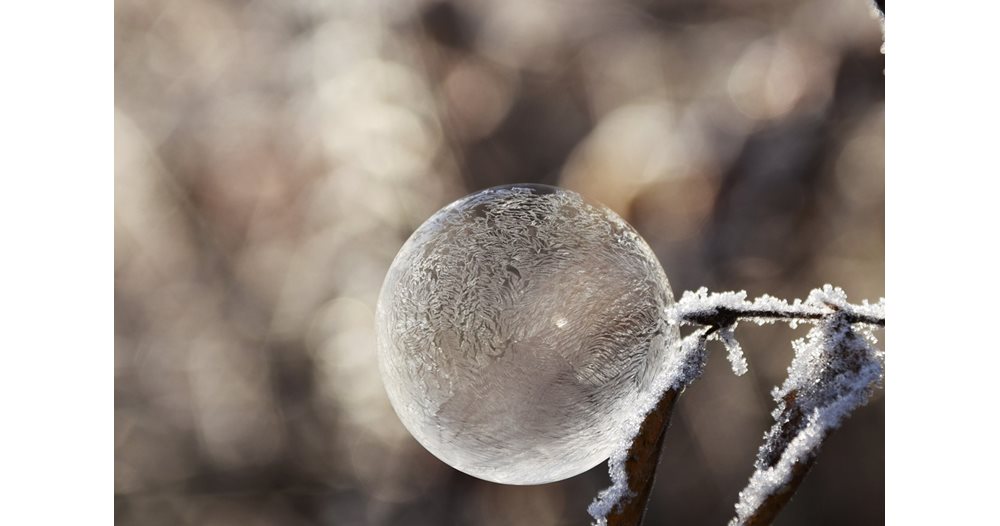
[741,452,817,526]
[683,306,884,330]
[736,389,819,526]
[669,287,885,331]
[589,329,710,526]
[604,388,680,526]
[728,310,883,526]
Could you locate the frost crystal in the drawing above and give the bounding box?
[671,284,884,328]
[730,312,883,525]
[587,328,709,525]
[717,324,748,376]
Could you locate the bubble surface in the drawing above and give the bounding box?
[376,184,678,484]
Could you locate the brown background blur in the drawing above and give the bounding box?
[115,0,884,524]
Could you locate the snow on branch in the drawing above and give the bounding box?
[588,328,711,526]
[668,285,885,330]
[588,285,885,526]
[729,309,883,525]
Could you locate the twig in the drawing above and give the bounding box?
[604,388,680,526]
[668,287,885,331]
[736,389,819,526]
[683,306,884,330]
[740,450,816,526]
[728,309,883,526]
[589,329,710,526]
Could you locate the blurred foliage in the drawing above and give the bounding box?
[115,0,884,524]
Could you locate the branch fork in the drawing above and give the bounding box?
[590,285,885,526]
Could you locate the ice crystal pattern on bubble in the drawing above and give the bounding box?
[376,185,679,485]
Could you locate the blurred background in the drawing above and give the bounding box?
[115,0,884,524]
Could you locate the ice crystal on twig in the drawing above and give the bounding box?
[588,286,884,526]
[729,311,883,525]
[717,324,748,376]
[587,328,709,525]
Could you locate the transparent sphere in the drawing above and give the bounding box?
[376,184,678,484]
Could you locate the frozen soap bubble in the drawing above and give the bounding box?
[376,184,678,484]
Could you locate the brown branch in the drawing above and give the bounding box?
[727,311,882,526]
[742,454,817,526]
[738,389,820,526]
[682,306,884,330]
[605,388,681,526]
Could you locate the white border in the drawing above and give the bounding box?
[0,2,111,524]
[3,0,1000,523]
[887,1,1000,523]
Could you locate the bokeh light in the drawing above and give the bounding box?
[116,0,884,523]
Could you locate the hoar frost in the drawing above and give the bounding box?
[588,328,710,525]
[588,285,884,526]
[731,296,884,525]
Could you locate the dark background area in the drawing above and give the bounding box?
[115,0,884,524]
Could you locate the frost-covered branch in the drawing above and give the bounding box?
[588,329,710,526]
[588,285,885,526]
[669,286,884,332]
[729,307,883,526]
